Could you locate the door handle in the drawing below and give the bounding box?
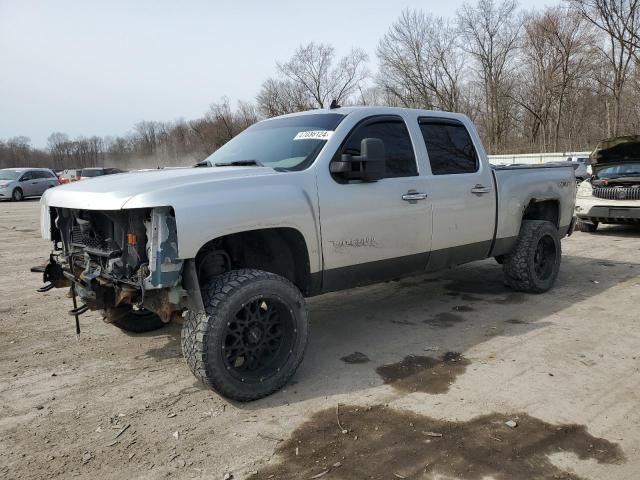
[402,191,428,202]
[471,184,491,194]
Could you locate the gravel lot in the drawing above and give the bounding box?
[1,200,639,480]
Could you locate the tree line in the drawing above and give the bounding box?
[1,0,639,171]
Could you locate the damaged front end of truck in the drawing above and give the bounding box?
[38,204,200,331]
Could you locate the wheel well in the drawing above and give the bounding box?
[195,228,312,295]
[522,199,559,228]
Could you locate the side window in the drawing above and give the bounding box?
[419,120,479,175]
[33,171,47,179]
[335,119,418,178]
[21,171,33,181]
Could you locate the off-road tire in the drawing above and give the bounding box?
[576,220,598,232]
[181,269,309,402]
[502,220,561,293]
[111,307,165,333]
[12,188,23,201]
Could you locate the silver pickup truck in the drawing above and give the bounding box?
[39,107,576,401]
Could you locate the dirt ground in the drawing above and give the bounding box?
[1,200,639,480]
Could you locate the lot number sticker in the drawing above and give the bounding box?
[294,130,333,141]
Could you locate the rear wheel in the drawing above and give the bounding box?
[502,220,561,293]
[181,269,309,401]
[109,306,165,333]
[577,219,598,232]
[11,188,23,201]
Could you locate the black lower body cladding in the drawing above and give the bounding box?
[181,269,309,402]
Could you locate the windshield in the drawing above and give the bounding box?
[0,170,21,181]
[204,113,345,171]
[596,162,640,178]
[81,169,104,178]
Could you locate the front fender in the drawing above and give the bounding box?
[129,172,322,275]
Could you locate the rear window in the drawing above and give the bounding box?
[80,169,104,178]
[419,119,479,175]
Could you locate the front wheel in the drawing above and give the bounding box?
[181,269,309,402]
[502,220,561,293]
[12,188,23,201]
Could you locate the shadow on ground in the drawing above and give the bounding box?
[247,405,625,480]
[127,226,640,408]
[236,251,640,408]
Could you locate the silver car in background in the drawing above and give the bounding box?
[566,156,591,181]
[0,168,59,201]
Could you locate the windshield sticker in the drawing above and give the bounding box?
[294,130,334,141]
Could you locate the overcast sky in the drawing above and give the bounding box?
[0,0,561,147]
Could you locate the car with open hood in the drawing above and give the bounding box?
[576,135,640,232]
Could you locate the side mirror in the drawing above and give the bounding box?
[330,138,386,182]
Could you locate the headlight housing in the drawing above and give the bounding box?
[577,181,593,198]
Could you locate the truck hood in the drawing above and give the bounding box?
[41,166,276,210]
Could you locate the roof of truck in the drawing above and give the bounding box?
[268,105,471,123]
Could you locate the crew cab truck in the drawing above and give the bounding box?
[39,107,576,401]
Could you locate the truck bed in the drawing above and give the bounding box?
[490,163,577,257]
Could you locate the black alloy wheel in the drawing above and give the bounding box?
[181,269,309,401]
[222,296,296,383]
[533,235,557,281]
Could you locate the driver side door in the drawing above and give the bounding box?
[317,115,432,292]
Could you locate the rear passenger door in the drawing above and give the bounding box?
[35,170,57,194]
[417,118,496,270]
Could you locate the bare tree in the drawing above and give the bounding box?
[546,8,594,150]
[257,78,312,117]
[133,121,160,155]
[568,0,639,135]
[235,100,259,130]
[47,132,72,170]
[377,10,464,111]
[512,11,561,151]
[568,0,640,54]
[513,8,593,151]
[458,0,522,152]
[276,42,369,109]
[207,97,236,144]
